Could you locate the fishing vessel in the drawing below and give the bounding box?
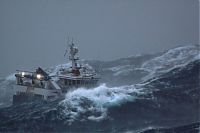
[14,41,100,104]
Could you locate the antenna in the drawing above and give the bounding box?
[64,36,70,57]
[64,49,67,57]
[67,36,70,46]
[71,37,74,45]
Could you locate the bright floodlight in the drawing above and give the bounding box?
[36,74,42,79]
[21,72,25,77]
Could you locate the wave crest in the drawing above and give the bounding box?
[59,84,144,124]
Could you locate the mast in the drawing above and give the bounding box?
[64,37,79,70]
[69,42,79,70]
[64,38,80,76]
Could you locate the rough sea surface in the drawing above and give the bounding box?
[0,44,199,133]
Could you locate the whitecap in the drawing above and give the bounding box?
[59,83,144,124]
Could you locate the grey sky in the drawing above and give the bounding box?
[0,0,199,77]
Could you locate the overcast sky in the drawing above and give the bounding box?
[0,0,199,77]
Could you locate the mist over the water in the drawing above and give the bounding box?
[0,43,199,132]
[0,0,198,77]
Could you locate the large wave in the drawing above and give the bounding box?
[59,83,146,124]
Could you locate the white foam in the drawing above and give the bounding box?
[107,65,131,72]
[59,84,144,123]
[5,74,15,81]
[141,45,199,80]
[47,63,71,76]
[194,53,200,60]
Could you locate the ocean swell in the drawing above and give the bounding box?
[59,83,145,124]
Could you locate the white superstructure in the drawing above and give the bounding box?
[14,41,100,104]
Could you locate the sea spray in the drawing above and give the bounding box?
[59,83,144,123]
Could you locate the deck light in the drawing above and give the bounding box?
[21,72,25,77]
[36,74,42,79]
